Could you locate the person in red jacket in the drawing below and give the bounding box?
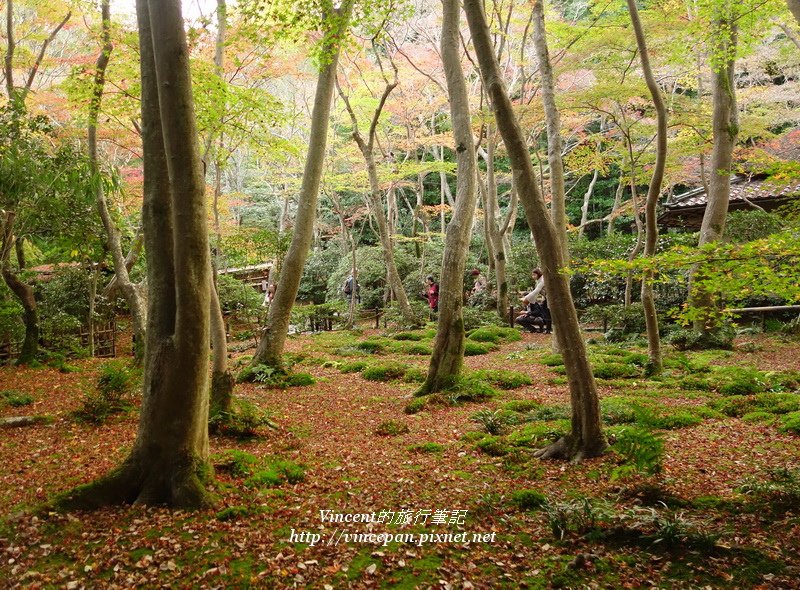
[425,275,439,319]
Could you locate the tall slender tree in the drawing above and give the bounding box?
[250,1,354,369]
[58,0,213,508]
[626,0,667,374]
[88,0,147,361]
[337,52,418,326]
[689,0,739,332]
[418,0,479,394]
[464,0,606,461]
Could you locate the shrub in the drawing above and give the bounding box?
[507,421,569,447]
[404,397,428,414]
[667,324,735,351]
[216,506,252,521]
[237,363,315,388]
[356,340,386,354]
[593,363,640,380]
[440,376,498,403]
[340,361,368,373]
[634,406,703,430]
[214,449,260,477]
[362,362,409,382]
[472,369,532,389]
[210,399,277,438]
[73,361,138,424]
[461,307,507,332]
[779,411,800,434]
[403,343,432,355]
[503,399,541,413]
[0,390,34,407]
[392,331,424,341]
[611,427,664,479]
[97,360,136,399]
[216,274,263,319]
[407,442,444,454]
[246,459,306,488]
[463,340,496,356]
[374,419,410,436]
[509,489,547,511]
[539,353,564,367]
[739,467,800,510]
[600,398,638,425]
[467,328,501,343]
[531,404,571,421]
[471,409,515,435]
[402,367,427,383]
[476,435,510,456]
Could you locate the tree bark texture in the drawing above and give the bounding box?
[0,213,38,364]
[690,10,738,332]
[788,0,800,26]
[419,0,479,394]
[532,0,568,261]
[57,0,213,510]
[480,129,509,317]
[627,0,666,374]
[337,67,418,326]
[251,2,354,368]
[209,275,234,416]
[464,0,606,461]
[89,0,147,360]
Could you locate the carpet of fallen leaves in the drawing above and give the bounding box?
[1,328,799,589]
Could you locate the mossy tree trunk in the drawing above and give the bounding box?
[57,0,213,509]
[689,10,738,333]
[250,1,353,369]
[627,0,666,374]
[464,0,606,461]
[418,0,479,394]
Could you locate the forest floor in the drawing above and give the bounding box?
[1,322,799,589]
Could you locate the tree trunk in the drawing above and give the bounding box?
[0,214,38,365]
[89,0,147,361]
[627,0,666,374]
[338,66,417,326]
[578,169,599,238]
[209,275,234,417]
[479,129,508,316]
[532,0,568,261]
[689,11,738,332]
[250,2,353,369]
[419,0,480,394]
[624,145,643,308]
[207,0,234,411]
[788,0,800,26]
[57,0,213,509]
[606,172,624,236]
[464,0,606,461]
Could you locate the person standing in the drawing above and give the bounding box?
[343,271,360,305]
[425,275,439,320]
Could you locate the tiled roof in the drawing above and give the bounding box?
[666,176,800,210]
